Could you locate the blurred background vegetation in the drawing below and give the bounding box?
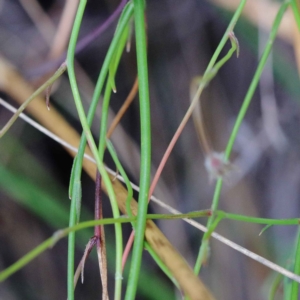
[0,0,299,299]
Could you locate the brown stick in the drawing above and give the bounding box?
[0,57,215,300]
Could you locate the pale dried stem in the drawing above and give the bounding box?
[190,77,211,155]
[95,172,109,300]
[48,0,79,59]
[96,238,109,300]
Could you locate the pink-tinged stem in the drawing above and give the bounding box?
[122,83,207,267]
[149,82,206,197]
[122,232,135,271]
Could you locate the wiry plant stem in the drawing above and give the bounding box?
[194,1,289,274]
[124,0,151,299]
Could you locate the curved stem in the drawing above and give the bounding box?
[66,2,87,299]
[0,63,66,138]
[66,2,127,300]
[148,7,244,202]
[194,1,290,275]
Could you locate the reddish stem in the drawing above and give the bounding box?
[122,83,207,267]
[122,232,134,271]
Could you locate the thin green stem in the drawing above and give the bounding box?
[68,1,133,237]
[98,82,112,159]
[66,2,87,299]
[218,211,300,225]
[67,8,134,279]
[98,3,132,160]
[66,2,126,300]
[291,228,300,299]
[0,63,66,138]
[67,186,77,297]
[148,4,243,203]
[0,216,134,283]
[291,0,300,31]
[1,212,208,283]
[67,2,133,299]
[201,0,246,76]
[69,1,134,207]
[150,210,211,220]
[125,0,151,299]
[194,1,290,275]
[193,0,247,275]
[106,139,134,219]
[224,2,289,160]
[144,241,179,289]
[2,209,300,283]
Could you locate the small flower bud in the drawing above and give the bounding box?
[204,152,234,180]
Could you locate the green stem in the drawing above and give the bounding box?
[66,2,87,300]
[69,1,134,210]
[106,139,134,219]
[291,0,300,31]
[193,0,247,274]
[218,211,300,225]
[125,0,151,299]
[66,2,127,300]
[144,242,179,289]
[224,2,289,159]
[2,209,300,283]
[201,0,246,77]
[1,212,206,283]
[290,3,300,298]
[291,228,300,299]
[194,1,289,275]
[0,216,134,284]
[67,7,134,273]
[98,82,112,159]
[0,63,66,138]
